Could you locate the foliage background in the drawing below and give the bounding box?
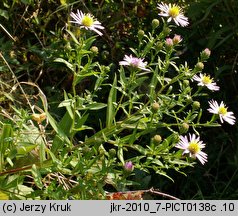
[0,0,238,199]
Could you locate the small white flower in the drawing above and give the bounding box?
[119,55,150,71]
[157,3,189,27]
[193,73,220,91]
[70,10,104,36]
[208,100,236,125]
[176,134,207,165]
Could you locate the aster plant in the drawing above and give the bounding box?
[2,2,236,200]
[51,5,236,195]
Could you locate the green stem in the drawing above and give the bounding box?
[128,69,137,116]
[70,74,77,148]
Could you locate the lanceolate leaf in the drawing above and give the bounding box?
[54,58,75,72]
[31,164,43,189]
[47,112,71,154]
[106,75,117,127]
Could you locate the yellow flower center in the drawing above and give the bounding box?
[202,75,212,84]
[218,106,227,115]
[82,15,94,27]
[188,142,200,155]
[169,6,180,18]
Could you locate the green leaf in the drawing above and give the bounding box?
[74,71,99,86]
[156,170,174,182]
[0,9,9,19]
[152,159,164,167]
[77,103,107,110]
[0,124,13,171]
[47,150,61,165]
[132,145,147,155]
[117,145,124,164]
[47,112,70,138]
[47,112,71,154]
[169,158,193,166]
[4,175,24,190]
[6,157,13,167]
[196,109,203,124]
[39,140,46,164]
[119,67,127,89]
[58,99,73,108]
[82,36,96,50]
[21,0,33,4]
[128,123,139,145]
[17,185,34,197]
[129,76,148,92]
[149,65,159,102]
[54,58,74,72]
[74,113,89,130]
[142,39,154,57]
[0,124,13,153]
[63,91,73,118]
[106,75,117,127]
[31,164,43,189]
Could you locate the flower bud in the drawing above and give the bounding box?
[192,101,200,110]
[179,122,189,134]
[102,65,111,73]
[183,80,190,87]
[195,62,204,71]
[90,46,98,54]
[153,135,162,144]
[138,30,145,40]
[163,27,171,36]
[152,19,160,29]
[151,102,160,113]
[173,34,182,45]
[201,48,211,60]
[166,85,173,94]
[155,42,163,51]
[165,38,173,49]
[109,148,116,157]
[124,161,134,172]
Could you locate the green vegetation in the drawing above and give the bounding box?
[0,0,237,200]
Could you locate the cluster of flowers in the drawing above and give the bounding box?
[70,3,236,166]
